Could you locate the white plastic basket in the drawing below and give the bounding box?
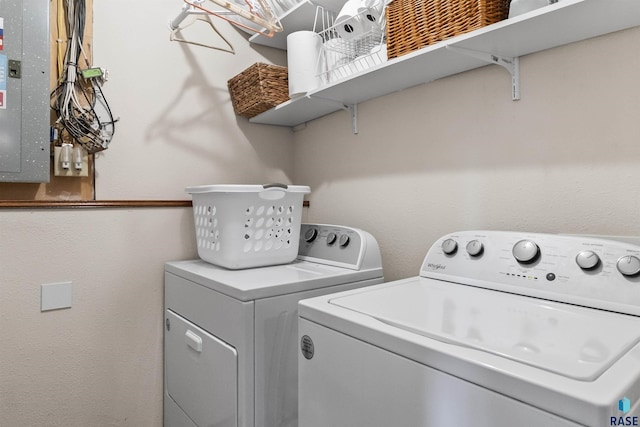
[186,184,311,269]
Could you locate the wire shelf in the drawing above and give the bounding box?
[314,5,386,85]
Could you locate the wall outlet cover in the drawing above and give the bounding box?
[41,281,73,311]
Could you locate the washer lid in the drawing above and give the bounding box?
[329,278,640,381]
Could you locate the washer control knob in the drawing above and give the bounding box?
[575,250,600,270]
[339,234,350,247]
[512,240,540,263]
[466,240,484,257]
[304,228,318,243]
[326,232,337,245]
[617,255,640,277]
[441,239,458,255]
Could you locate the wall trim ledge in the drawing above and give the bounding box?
[0,200,310,209]
[0,200,192,209]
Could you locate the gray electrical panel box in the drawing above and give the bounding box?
[0,0,50,183]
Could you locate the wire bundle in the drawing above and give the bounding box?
[50,0,116,154]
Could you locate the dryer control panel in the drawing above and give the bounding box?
[297,224,381,271]
[421,230,640,316]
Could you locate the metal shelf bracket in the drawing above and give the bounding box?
[307,95,359,134]
[347,103,358,135]
[446,45,520,101]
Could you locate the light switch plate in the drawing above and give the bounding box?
[41,282,73,311]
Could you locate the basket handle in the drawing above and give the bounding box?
[262,183,288,190]
[260,183,288,200]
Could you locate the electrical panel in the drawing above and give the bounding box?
[0,0,50,182]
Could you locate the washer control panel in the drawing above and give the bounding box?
[421,230,640,315]
[298,224,364,269]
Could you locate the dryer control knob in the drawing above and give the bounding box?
[441,238,458,255]
[304,228,318,243]
[326,232,337,245]
[466,240,484,257]
[339,234,350,247]
[617,255,640,277]
[512,240,540,263]
[576,250,600,270]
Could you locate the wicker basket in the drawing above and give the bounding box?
[386,0,510,59]
[227,63,290,118]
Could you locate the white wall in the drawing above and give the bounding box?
[0,208,195,427]
[1,0,294,425]
[92,0,295,199]
[294,27,640,280]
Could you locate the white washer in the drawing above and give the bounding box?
[298,230,640,427]
[164,223,383,427]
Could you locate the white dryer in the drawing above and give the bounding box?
[164,223,383,427]
[298,230,640,427]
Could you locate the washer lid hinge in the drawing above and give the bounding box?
[446,45,520,101]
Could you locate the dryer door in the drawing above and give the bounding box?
[165,310,238,427]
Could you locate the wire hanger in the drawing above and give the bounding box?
[171,0,283,39]
[170,13,235,53]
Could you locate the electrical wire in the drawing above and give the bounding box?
[50,0,117,154]
[56,0,67,78]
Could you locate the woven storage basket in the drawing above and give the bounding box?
[386,0,510,59]
[227,63,290,118]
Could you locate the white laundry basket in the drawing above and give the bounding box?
[186,184,311,269]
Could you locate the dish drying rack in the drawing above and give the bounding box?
[314,6,386,85]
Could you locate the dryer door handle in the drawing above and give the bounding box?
[185,329,203,353]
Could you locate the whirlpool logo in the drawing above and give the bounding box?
[611,397,638,426]
[426,263,446,271]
